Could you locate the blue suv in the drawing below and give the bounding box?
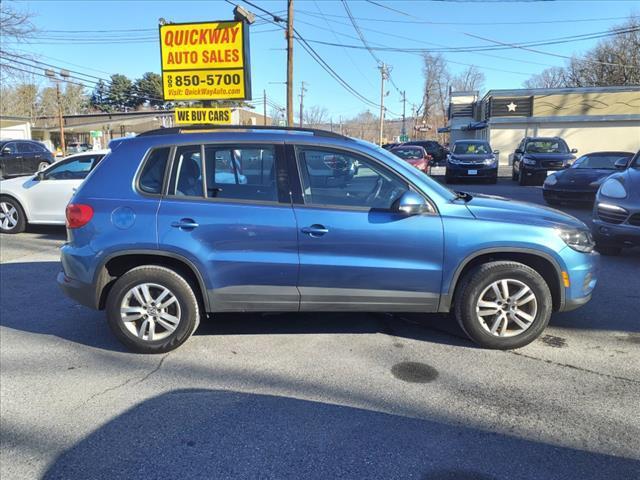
[58,126,598,353]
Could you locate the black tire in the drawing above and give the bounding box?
[518,168,528,186]
[106,265,201,353]
[595,244,622,256]
[454,261,552,350]
[445,175,453,184]
[0,195,27,234]
[511,165,517,181]
[487,176,498,184]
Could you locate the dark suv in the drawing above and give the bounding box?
[403,140,447,165]
[0,140,55,179]
[511,137,576,186]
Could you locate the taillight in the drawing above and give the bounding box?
[66,204,93,229]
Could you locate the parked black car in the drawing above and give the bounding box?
[0,140,55,179]
[445,139,499,184]
[543,151,634,205]
[511,137,576,186]
[591,150,640,255]
[403,140,447,165]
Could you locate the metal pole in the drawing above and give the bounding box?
[401,90,406,137]
[286,0,294,126]
[263,89,267,125]
[378,63,387,146]
[56,82,66,156]
[299,81,306,127]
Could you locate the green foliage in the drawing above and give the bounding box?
[133,72,163,107]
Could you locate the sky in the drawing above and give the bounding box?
[6,0,639,120]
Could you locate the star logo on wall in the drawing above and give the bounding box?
[507,102,518,112]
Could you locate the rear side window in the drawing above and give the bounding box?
[171,145,204,197]
[139,147,170,194]
[204,145,277,202]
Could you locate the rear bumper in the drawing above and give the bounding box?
[57,271,99,309]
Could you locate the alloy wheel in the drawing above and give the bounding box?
[38,162,49,171]
[475,278,538,337]
[120,282,182,342]
[0,202,19,230]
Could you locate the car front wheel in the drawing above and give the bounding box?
[454,261,552,349]
[106,265,201,353]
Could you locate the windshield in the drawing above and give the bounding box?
[371,144,456,201]
[391,147,423,159]
[525,139,569,154]
[453,142,491,155]
[572,154,631,170]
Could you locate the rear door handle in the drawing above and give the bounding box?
[301,224,329,237]
[171,219,199,230]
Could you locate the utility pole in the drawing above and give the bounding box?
[298,81,307,127]
[263,89,267,125]
[400,90,407,139]
[45,69,69,156]
[378,63,389,146]
[286,0,294,126]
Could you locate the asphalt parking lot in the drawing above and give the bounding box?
[1,178,639,480]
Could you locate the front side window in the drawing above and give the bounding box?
[44,154,103,180]
[204,145,277,202]
[139,147,171,194]
[1,143,16,155]
[297,147,407,209]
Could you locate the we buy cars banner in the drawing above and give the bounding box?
[159,20,251,101]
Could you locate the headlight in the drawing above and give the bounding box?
[448,157,460,164]
[523,157,537,165]
[544,174,558,186]
[600,178,627,198]
[483,156,496,165]
[556,228,595,253]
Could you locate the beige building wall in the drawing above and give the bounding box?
[489,120,640,165]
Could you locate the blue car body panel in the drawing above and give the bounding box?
[58,130,598,317]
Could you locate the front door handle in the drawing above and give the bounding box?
[301,224,329,237]
[171,218,199,230]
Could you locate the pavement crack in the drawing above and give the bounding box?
[82,353,170,405]
[507,350,640,384]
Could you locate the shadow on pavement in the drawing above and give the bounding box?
[40,389,639,480]
[23,224,67,240]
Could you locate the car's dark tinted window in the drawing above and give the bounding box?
[572,154,632,170]
[170,145,203,197]
[525,139,568,154]
[31,143,48,153]
[17,142,35,153]
[139,147,170,194]
[204,145,277,202]
[297,147,407,209]
[453,142,491,154]
[1,143,17,154]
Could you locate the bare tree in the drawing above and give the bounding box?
[303,105,329,128]
[0,2,36,78]
[421,53,450,140]
[451,66,485,92]
[523,15,640,88]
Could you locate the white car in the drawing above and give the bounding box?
[0,150,108,234]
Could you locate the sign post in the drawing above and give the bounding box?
[159,20,251,103]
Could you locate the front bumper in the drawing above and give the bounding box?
[592,219,640,248]
[542,188,596,203]
[558,249,599,313]
[446,164,497,178]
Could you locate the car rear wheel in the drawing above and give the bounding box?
[37,161,49,172]
[106,265,201,353]
[0,196,26,234]
[454,261,552,349]
[518,169,528,186]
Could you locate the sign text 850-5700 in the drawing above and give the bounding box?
[159,20,251,101]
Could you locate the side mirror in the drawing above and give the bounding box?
[571,148,578,153]
[1,147,11,156]
[515,148,523,154]
[614,158,628,170]
[392,191,427,216]
[35,171,46,181]
[493,150,500,154]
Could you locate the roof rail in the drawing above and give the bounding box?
[137,124,350,140]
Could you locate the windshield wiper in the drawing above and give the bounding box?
[454,191,473,202]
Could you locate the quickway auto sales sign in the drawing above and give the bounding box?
[159,20,252,101]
